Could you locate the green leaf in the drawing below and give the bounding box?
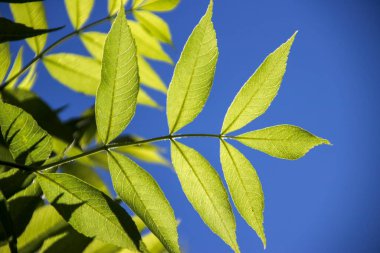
[43,53,101,95]
[166,1,218,133]
[134,10,172,44]
[136,0,180,12]
[0,168,34,198]
[10,1,49,53]
[108,0,128,15]
[37,172,144,251]
[0,102,52,165]
[0,17,62,43]
[80,32,107,61]
[64,0,94,29]
[108,151,180,253]
[0,191,16,251]
[95,7,139,144]
[5,46,23,89]
[0,43,11,83]
[220,140,266,247]
[18,63,37,90]
[129,21,172,64]
[221,32,297,134]
[234,124,331,160]
[137,88,161,109]
[138,56,167,93]
[170,141,239,252]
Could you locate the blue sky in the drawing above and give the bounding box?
[2,0,380,252]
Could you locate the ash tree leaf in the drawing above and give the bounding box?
[234,124,331,160]
[0,190,16,251]
[5,46,23,89]
[108,0,129,15]
[0,101,52,166]
[64,0,94,29]
[43,53,101,95]
[166,0,218,134]
[220,140,266,248]
[138,56,167,93]
[18,62,37,90]
[37,172,144,252]
[95,6,139,144]
[0,43,11,83]
[137,88,161,109]
[0,0,43,2]
[221,32,297,134]
[0,17,63,43]
[107,151,180,253]
[80,32,107,61]
[10,1,49,54]
[170,141,240,252]
[135,0,180,12]
[134,10,172,44]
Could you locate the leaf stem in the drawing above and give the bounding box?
[0,133,227,172]
[0,9,132,91]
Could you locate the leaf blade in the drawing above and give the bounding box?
[221,32,297,134]
[166,1,218,133]
[134,10,172,44]
[64,0,94,29]
[0,43,11,83]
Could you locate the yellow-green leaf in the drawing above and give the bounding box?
[138,56,167,93]
[220,140,266,248]
[136,0,180,12]
[64,0,95,29]
[134,10,172,44]
[137,88,161,108]
[108,151,180,253]
[221,32,297,134]
[0,102,52,165]
[0,43,11,83]
[95,7,139,144]
[18,63,37,90]
[43,53,101,95]
[235,124,331,160]
[170,141,239,252]
[80,31,107,61]
[108,0,129,15]
[10,2,48,53]
[129,21,172,64]
[5,46,23,89]
[37,172,144,251]
[166,1,218,133]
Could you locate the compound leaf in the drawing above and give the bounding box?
[167,1,218,133]
[134,10,172,44]
[235,124,331,160]
[220,140,266,247]
[221,32,297,134]
[108,151,180,253]
[95,6,139,144]
[170,141,239,252]
[64,0,94,29]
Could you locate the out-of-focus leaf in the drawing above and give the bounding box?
[108,151,180,253]
[64,0,94,29]
[0,17,62,43]
[10,2,49,53]
[43,53,101,95]
[221,32,297,134]
[80,31,106,61]
[5,46,23,89]
[166,1,218,134]
[129,21,172,64]
[134,10,172,44]
[235,124,331,160]
[137,88,161,109]
[134,0,180,12]
[0,191,16,252]
[0,168,34,199]
[170,141,240,252]
[18,63,37,90]
[95,7,139,144]
[108,0,128,15]
[138,56,166,93]
[37,172,144,251]
[220,141,266,247]
[0,101,52,165]
[0,0,44,3]
[0,43,11,83]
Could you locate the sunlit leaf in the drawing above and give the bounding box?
[43,53,101,95]
[0,43,11,83]
[0,168,34,198]
[134,10,172,44]
[0,102,52,165]
[220,140,266,247]
[137,88,161,109]
[108,151,180,253]
[0,0,43,2]
[166,1,218,133]
[136,0,180,12]
[221,32,297,134]
[5,46,23,89]
[108,0,128,15]
[37,172,144,251]
[10,1,49,53]
[0,17,62,43]
[234,124,331,160]
[170,141,239,252]
[80,31,107,61]
[95,7,139,144]
[64,0,94,29]
[138,56,167,93]
[129,21,172,64]
[18,63,37,90]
